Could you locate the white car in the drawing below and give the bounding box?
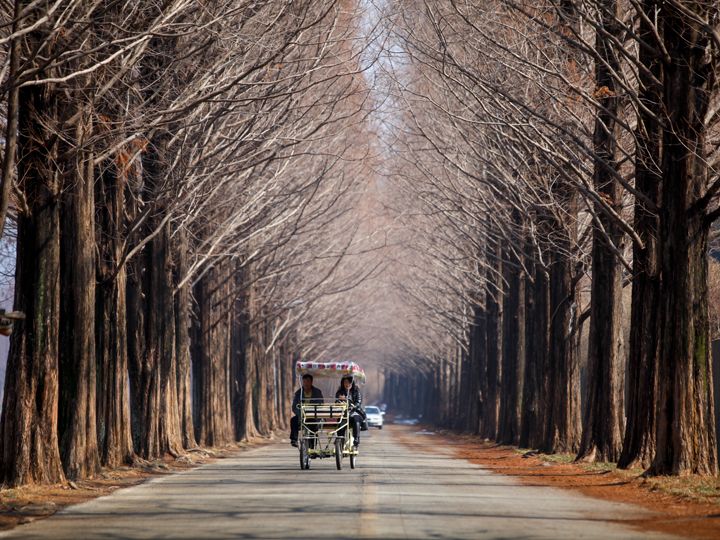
[364,406,384,429]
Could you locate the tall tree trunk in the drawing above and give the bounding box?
[450,346,463,429]
[174,230,196,449]
[58,106,100,479]
[650,1,718,475]
[278,345,296,430]
[127,252,146,453]
[618,0,663,470]
[144,221,184,458]
[258,321,279,434]
[0,82,65,486]
[250,295,275,436]
[96,158,134,467]
[435,359,443,425]
[457,340,473,431]
[577,0,625,463]
[192,265,233,447]
[498,237,525,445]
[96,268,134,465]
[232,270,258,441]
[481,238,502,440]
[543,243,581,453]
[128,142,183,459]
[537,0,582,457]
[130,243,162,459]
[468,303,486,434]
[520,252,549,449]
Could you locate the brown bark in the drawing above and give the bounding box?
[649,1,718,475]
[467,303,486,434]
[96,272,134,466]
[498,237,525,445]
[520,252,549,449]
[577,0,625,463]
[618,0,663,470]
[537,0,582,458]
[232,271,258,441]
[277,344,295,430]
[243,277,279,437]
[192,265,233,447]
[58,107,100,479]
[128,140,183,459]
[95,161,134,467]
[141,220,184,458]
[251,340,268,436]
[174,230,196,449]
[542,244,581,454]
[126,252,146,453]
[0,81,65,486]
[481,238,502,440]
[271,347,284,430]
[449,347,462,428]
[255,320,278,436]
[129,244,162,459]
[456,343,472,431]
[432,360,444,425]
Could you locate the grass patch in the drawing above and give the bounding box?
[585,461,617,473]
[641,475,720,503]
[539,452,575,465]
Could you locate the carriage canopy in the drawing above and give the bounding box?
[295,361,366,384]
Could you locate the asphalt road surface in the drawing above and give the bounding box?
[0,426,677,540]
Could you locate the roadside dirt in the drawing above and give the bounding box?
[0,438,271,532]
[394,426,720,540]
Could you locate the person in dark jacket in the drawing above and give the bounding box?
[335,375,363,447]
[290,373,324,447]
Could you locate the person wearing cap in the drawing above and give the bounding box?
[290,373,324,447]
[335,375,364,448]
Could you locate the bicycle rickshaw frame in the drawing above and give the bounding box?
[295,361,365,470]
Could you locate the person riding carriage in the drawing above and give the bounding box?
[292,361,365,470]
[290,373,323,447]
[335,375,364,448]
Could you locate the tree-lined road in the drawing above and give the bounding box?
[0,427,676,539]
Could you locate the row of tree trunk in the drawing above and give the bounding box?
[384,0,719,477]
[0,65,296,488]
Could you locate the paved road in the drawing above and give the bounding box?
[1,426,677,539]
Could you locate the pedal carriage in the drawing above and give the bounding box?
[295,361,365,470]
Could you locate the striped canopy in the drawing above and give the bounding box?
[295,361,366,384]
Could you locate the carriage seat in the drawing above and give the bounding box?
[301,403,347,427]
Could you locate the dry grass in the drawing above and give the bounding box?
[523,449,720,505]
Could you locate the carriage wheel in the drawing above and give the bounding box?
[347,431,356,469]
[299,440,309,470]
[335,438,343,470]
